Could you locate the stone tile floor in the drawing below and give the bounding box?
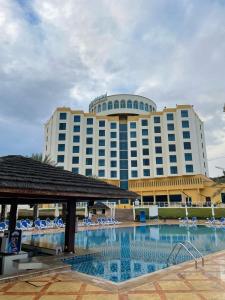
[1,251,225,299]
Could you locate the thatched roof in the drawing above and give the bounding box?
[90,201,110,209]
[0,155,138,204]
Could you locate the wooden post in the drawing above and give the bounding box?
[0,205,7,221]
[64,201,76,253]
[9,204,17,232]
[33,204,39,223]
[62,203,67,223]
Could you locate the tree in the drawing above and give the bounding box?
[30,153,56,222]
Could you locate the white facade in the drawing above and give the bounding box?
[44,94,208,190]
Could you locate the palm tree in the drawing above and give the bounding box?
[30,153,56,222]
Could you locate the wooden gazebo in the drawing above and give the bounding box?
[0,156,138,252]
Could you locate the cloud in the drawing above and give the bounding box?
[0,0,225,176]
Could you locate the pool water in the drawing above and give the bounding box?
[23,224,225,282]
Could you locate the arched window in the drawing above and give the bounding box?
[145,103,149,111]
[134,101,138,109]
[102,102,106,111]
[108,101,113,110]
[98,104,101,112]
[149,105,152,112]
[120,100,126,108]
[114,100,119,109]
[152,107,155,112]
[127,100,132,109]
[140,102,144,110]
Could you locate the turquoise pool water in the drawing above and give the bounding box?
[23,225,225,282]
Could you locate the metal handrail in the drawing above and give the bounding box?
[166,241,204,269]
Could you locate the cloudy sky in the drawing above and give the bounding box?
[0,0,225,176]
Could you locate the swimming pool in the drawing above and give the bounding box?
[23,224,225,282]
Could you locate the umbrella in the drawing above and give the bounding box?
[211,204,215,218]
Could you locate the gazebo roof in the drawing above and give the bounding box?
[0,155,138,204]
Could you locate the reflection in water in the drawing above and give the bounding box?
[23,225,225,282]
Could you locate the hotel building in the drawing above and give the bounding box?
[43,94,219,205]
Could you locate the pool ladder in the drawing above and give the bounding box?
[166,241,204,269]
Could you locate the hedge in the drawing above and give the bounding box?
[135,207,225,220]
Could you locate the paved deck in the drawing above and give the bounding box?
[1,250,225,299]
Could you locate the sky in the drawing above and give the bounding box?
[0,0,225,177]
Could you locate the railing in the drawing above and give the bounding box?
[166,241,204,269]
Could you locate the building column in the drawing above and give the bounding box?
[167,191,170,207]
[64,201,76,253]
[141,194,143,206]
[9,204,17,232]
[153,194,156,205]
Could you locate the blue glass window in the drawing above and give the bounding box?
[111,151,117,157]
[86,158,92,165]
[185,153,192,161]
[156,168,164,175]
[133,101,138,109]
[99,120,105,127]
[72,157,79,164]
[108,101,113,110]
[181,110,189,117]
[86,128,93,135]
[98,159,105,166]
[130,131,137,138]
[102,103,106,111]
[59,123,66,130]
[154,116,160,123]
[143,169,150,176]
[111,132,117,138]
[183,131,190,139]
[139,102,144,110]
[99,139,105,146]
[114,101,119,109]
[57,155,64,163]
[169,144,176,152]
[58,144,65,151]
[154,126,161,133]
[156,157,163,164]
[120,170,128,180]
[98,170,105,177]
[170,155,177,163]
[120,100,126,108]
[73,146,79,153]
[99,149,105,156]
[72,167,79,174]
[110,122,117,129]
[127,100,132,108]
[120,151,127,159]
[111,171,117,178]
[120,141,128,150]
[182,120,189,128]
[86,137,93,144]
[74,115,80,122]
[111,161,117,167]
[130,122,136,129]
[86,148,93,155]
[85,169,92,176]
[186,164,193,173]
[142,139,149,145]
[119,132,127,140]
[143,159,150,166]
[119,124,127,131]
[120,181,128,189]
[130,141,137,147]
[131,160,137,167]
[99,130,105,137]
[87,118,93,125]
[131,150,137,157]
[111,141,117,148]
[142,129,148,136]
[142,119,148,126]
[155,136,161,143]
[59,133,66,141]
[167,123,175,131]
[120,160,128,169]
[168,134,175,141]
[59,112,67,120]
[73,136,80,143]
[73,125,80,132]
[131,170,138,177]
[155,146,162,154]
[184,142,191,149]
[170,166,178,174]
[167,113,173,120]
[143,148,149,155]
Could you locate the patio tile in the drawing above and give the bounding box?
[128,294,161,300]
[0,296,36,300]
[199,292,225,299]
[130,282,156,291]
[39,296,77,300]
[85,284,108,292]
[187,280,223,291]
[82,295,118,300]
[0,283,10,291]
[164,293,201,300]
[157,280,190,291]
[180,272,209,280]
[7,282,43,292]
[46,281,82,292]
